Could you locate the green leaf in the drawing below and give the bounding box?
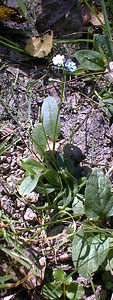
[72,229,110,277]
[53,270,72,286]
[94,34,113,60]
[21,157,44,172]
[35,183,56,195]
[0,137,20,156]
[104,248,113,271]
[66,283,85,300]
[16,0,32,23]
[41,96,60,141]
[85,171,113,221]
[65,67,87,75]
[72,195,85,216]
[44,169,61,187]
[65,276,72,285]
[74,50,105,71]
[0,275,14,284]
[32,123,47,156]
[19,175,39,196]
[42,282,63,300]
[99,97,113,117]
[17,0,27,15]
[1,247,39,277]
[65,157,76,177]
[53,269,66,282]
[20,160,37,175]
[60,185,72,207]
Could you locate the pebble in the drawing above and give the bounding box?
[16,199,25,210]
[24,208,37,222]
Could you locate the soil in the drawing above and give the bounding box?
[0,1,113,300]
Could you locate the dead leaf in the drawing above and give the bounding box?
[90,11,104,26]
[25,30,53,58]
[82,4,104,26]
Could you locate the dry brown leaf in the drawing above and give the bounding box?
[82,5,104,26]
[25,30,53,58]
[90,11,104,26]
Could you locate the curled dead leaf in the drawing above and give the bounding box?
[25,30,53,58]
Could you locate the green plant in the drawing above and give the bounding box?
[0,210,40,290]
[19,91,86,211]
[0,123,20,156]
[72,171,113,278]
[16,0,32,23]
[18,88,113,297]
[73,0,113,71]
[42,268,85,300]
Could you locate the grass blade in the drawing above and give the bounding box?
[16,0,33,24]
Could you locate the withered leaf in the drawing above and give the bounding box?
[25,30,53,58]
[82,4,104,27]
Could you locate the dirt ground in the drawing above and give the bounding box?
[0,1,113,299]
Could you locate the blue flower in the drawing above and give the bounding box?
[65,59,77,72]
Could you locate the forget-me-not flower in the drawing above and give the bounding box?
[52,54,77,72]
[65,59,77,72]
[52,54,65,66]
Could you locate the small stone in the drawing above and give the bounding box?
[16,199,25,210]
[24,208,37,222]
[63,143,85,165]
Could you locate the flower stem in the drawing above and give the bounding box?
[53,73,66,152]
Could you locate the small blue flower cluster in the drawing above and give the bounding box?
[65,58,77,72]
[52,54,77,72]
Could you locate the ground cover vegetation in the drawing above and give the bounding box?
[0,0,113,299]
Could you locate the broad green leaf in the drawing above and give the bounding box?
[56,153,65,169]
[85,171,113,221]
[72,229,110,277]
[35,184,56,195]
[72,195,85,216]
[65,157,76,177]
[21,158,44,172]
[66,283,85,300]
[53,270,72,286]
[42,282,62,299]
[20,160,37,175]
[41,96,60,141]
[32,123,47,156]
[74,50,105,71]
[53,269,66,282]
[44,169,61,187]
[19,175,39,196]
[65,276,72,285]
[60,185,72,207]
